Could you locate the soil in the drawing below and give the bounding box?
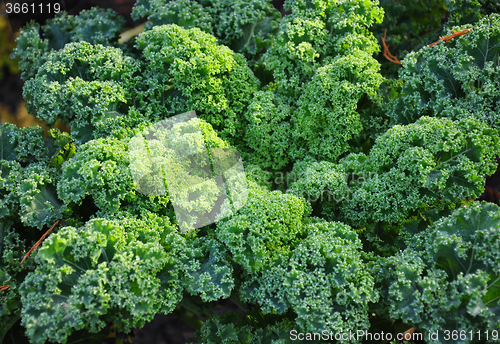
[132,313,197,344]
[131,298,245,344]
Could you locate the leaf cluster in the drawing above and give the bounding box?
[3,2,500,344]
[289,116,500,227]
[16,9,259,145]
[389,14,500,130]
[131,0,281,62]
[375,203,500,343]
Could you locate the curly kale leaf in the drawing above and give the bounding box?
[68,7,125,47]
[12,8,124,81]
[241,220,377,339]
[12,21,49,82]
[0,123,70,228]
[132,0,280,61]
[180,237,234,302]
[341,116,499,225]
[59,117,232,228]
[263,0,383,99]
[0,124,26,219]
[443,0,500,28]
[0,123,18,162]
[17,163,62,229]
[19,216,185,344]
[135,24,259,141]
[130,116,231,232]
[291,50,384,161]
[216,181,311,274]
[137,0,214,33]
[243,91,293,170]
[287,160,350,211]
[0,122,54,165]
[377,202,500,343]
[57,137,138,213]
[202,0,281,58]
[242,1,384,167]
[288,116,500,226]
[20,24,258,145]
[389,14,500,129]
[0,270,21,342]
[0,218,37,344]
[288,220,378,335]
[22,42,142,143]
[56,136,167,218]
[0,160,21,220]
[243,49,383,169]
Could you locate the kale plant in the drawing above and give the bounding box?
[1,1,500,344]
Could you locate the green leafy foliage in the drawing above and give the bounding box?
[19,216,183,344]
[129,115,242,232]
[289,116,500,227]
[4,2,500,344]
[196,312,303,343]
[376,202,500,343]
[287,220,377,335]
[216,181,310,274]
[340,116,500,225]
[180,237,234,302]
[237,0,386,167]
[18,163,62,229]
[291,50,384,161]
[0,267,24,343]
[57,137,137,213]
[215,182,376,339]
[240,219,378,339]
[0,160,21,219]
[0,123,80,343]
[287,160,350,211]
[242,91,293,170]
[263,0,384,99]
[20,18,258,145]
[22,42,141,143]
[443,0,500,28]
[12,8,124,81]
[132,0,281,61]
[145,0,214,33]
[135,24,259,140]
[0,123,72,229]
[389,14,500,129]
[0,123,50,164]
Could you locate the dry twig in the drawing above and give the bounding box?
[382,28,401,65]
[21,220,60,264]
[1,220,60,293]
[429,28,472,48]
